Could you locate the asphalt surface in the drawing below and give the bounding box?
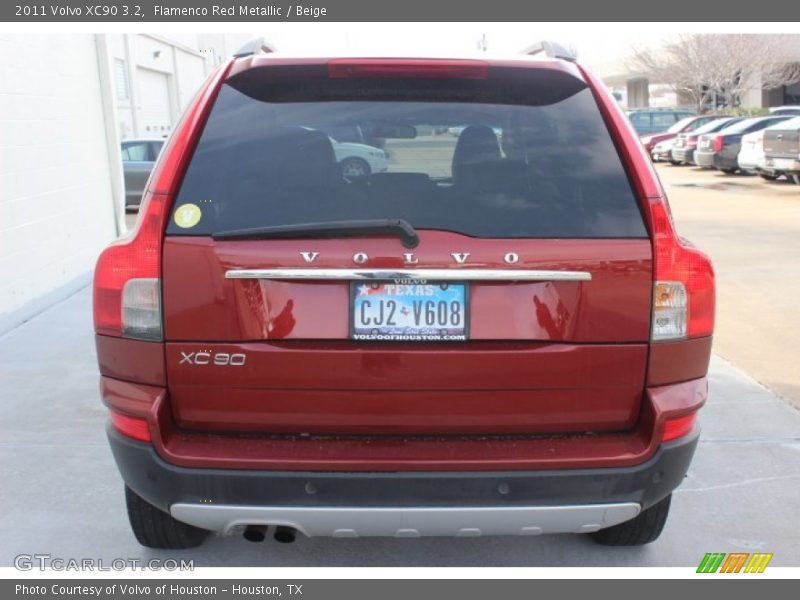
[7,164,800,567]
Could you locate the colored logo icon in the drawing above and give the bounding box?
[697,552,773,573]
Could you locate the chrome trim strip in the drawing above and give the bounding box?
[170,503,639,537]
[225,268,591,282]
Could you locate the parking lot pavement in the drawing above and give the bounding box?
[657,163,800,408]
[1,286,799,567]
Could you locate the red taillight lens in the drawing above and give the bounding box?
[328,59,489,80]
[713,136,724,152]
[93,193,166,338]
[651,200,715,340]
[662,412,698,442]
[93,60,232,339]
[687,137,698,148]
[109,410,151,442]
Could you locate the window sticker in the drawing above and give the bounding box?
[174,203,202,228]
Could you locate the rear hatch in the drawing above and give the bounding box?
[161,61,653,435]
[764,127,800,158]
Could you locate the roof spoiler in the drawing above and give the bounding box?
[520,40,576,62]
[233,37,277,58]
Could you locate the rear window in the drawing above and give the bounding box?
[167,66,646,239]
[692,118,736,135]
[720,117,788,135]
[668,116,695,133]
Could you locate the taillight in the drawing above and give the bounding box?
[328,59,489,80]
[713,136,724,152]
[109,410,151,442]
[687,137,698,148]
[92,60,232,340]
[574,62,714,341]
[651,200,715,341]
[662,412,698,442]
[93,192,166,339]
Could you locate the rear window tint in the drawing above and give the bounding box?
[167,66,646,239]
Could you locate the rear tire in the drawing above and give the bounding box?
[125,486,209,549]
[589,494,671,546]
[669,159,681,166]
[758,173,779,181]
[720,168,737,174]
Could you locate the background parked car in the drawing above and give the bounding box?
[301,126,389,177]
[308,123,387,151]
[121,139,164,211]
[651,138,676,162]
[694,116,791,173]
[769,106,800,116]
[763,118,800,184]
[331,137,389,177]
[739,116,800,180]
[626,107,695,135]
[671,117,743,166]
[641,114,725,156]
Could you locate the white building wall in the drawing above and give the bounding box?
[106,34,210,140]
[0,34,121,333]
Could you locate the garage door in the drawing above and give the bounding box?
[137,68,172,137]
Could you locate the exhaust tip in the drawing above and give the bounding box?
[274,526,297,544]
[243,525,268,543]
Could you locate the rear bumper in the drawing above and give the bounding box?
[737,157,759,173]
[764,156,800,174]
[671,147,694,163]
[108,424,699,536]
[694,150,716,168]
[652,148,673,161]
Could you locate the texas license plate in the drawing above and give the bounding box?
[351,281,468,341]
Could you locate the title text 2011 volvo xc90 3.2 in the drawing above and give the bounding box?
[93,40,715,548]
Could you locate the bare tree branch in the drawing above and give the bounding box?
[627,34,800,111]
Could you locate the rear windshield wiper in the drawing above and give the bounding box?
[212,218,420,249]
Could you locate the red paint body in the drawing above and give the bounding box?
[160,234,653,434]
[94,55,715,472]
[100,374,706,471]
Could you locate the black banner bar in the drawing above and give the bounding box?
[2,0,800,22]
[3,579,797,600]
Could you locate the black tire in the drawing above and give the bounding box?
[589,494,671,546]
[668,159,681,166]
[340,157,371,178]
[720,168,737,174]
[125,486,209,549]
[759,173,779,181]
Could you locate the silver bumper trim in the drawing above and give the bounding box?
[225,268,592,282]
[170,503,640,537]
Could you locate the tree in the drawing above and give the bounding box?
[628,34,800,112]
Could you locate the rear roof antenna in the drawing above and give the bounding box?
[233,37,277,58]
[520,40,576,62]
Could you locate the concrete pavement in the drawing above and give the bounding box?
[660,163,800,408]
[1,286,799,567]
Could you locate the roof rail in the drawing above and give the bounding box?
[521,40,576,62]
[232,37,277,58]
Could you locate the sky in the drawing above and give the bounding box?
[251,23,800,72]
[255,23,657,67]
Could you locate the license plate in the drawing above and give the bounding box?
[351,281,468,341]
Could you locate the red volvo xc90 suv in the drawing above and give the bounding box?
[94,40,714,548]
